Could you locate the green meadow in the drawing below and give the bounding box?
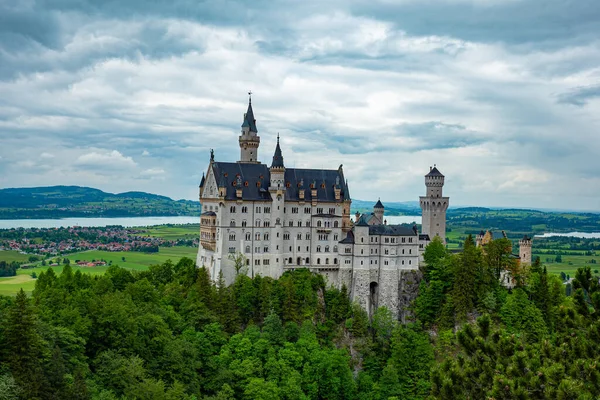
[0,250,31,263]
[0,246,197,296]
[132,224,199,240]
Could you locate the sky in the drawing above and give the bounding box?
[0,0,599,211]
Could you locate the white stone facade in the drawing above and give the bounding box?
[197,100,446,319]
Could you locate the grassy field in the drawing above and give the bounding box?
[0,246,197,296]
[132,224,199,241]
[0,250,32,263]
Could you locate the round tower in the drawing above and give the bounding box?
[519,235,532,265]
[239,94,260,163]
[269,135,285,278]
[419,165,449,244]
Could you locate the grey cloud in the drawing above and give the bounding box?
[557,84,600,106]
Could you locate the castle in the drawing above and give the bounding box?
[197,98,448,319]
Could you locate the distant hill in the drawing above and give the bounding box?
[0,186,201,219]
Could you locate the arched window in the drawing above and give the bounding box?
[288,257,293,263]
[317,246,321,252]
[317,221,322,227]
[245,245,250,253]
[264,233,269,240]
[276,218,281,225]
[325,258,329,264]
[230,220,235,227]
[230,206,236,213]
[289,221,293,227]
[334,258,338,264]
[334,221,339,228]
[242,220,247,227]
[245,233,251,240]
[333,245,338,252]
[306,257,310,264]
[255,232,261,240]
[255,219,261,227]
[317,258,321,265]
[306,221,310,227]
[325,245,330,252]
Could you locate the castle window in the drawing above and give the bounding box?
[246,259,250,265]
[320,183,325,188]
[286,182,291,188]
[256,207,261,213]
[306,221,310,227]
[289,221,293,227]
[345,248,351,254]
[230,206,236,213]
[230,220,235,227]
[229,247,235,253]
[334,258,338,264]
[292,207,298,213]
[306,233,310,240]
[402,249,405,254]
[245,246,250,253]
[325,246,330,252]
[334,221,339,228]
[317,208,323,214]
[297,221,302,227]
[255,220,260,226]
[264,259,270,265]
[334,234,338,241]
[255,233,261,240]
[325,258,329,264]
[255,246,260,253]
[244,181,249,187]
[402,238,406,243]
[264,221,270,227]
[361,261,363,265]
[317,258,321,264]
[306,257,310,264]
[317,221,322,227]
[264,246,269,253]
[304,207,311,214]
[297,233,302,240]
[409,260,412,265]
[284,233,290,240]
[276,218,281,225]
[242,206,248,213]
[229,233,236,241]
[264,233,269,240]
[361,249,364,254]
[245,233,251,240]
[409,249,412,254]
[333,245,338,252]
[385,249,389,255]
[264,207,271,213]
[242,220,247,227]
[317,246,322,252]
[329,208,335,214]
[409,238,413,243]
[402,260,405,265]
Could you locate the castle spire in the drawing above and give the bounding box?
[270,133,284,169]
[241,92,257,133]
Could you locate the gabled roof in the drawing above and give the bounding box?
[207,161,350,202]
[199,172,205,188]
[426,166,444,177]
[241,100,258,132]
[355,214,369,227]
[339,230,355,244]
[369,224,417,236]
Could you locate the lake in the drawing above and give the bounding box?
[535,232,600,239]
[0,215,422,229]
[0,216,199,229]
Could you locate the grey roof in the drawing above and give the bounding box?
[241,101,258,132]
[209,161,350,202]
[369,224,418,236]
[374,199,384,209]
[339,231,355,244]
[419,234,430,241]
[355,214,369,227]
[201,211,216,216]
[426,166,444,177]
[199,173,205,188]
[271,136,284,168]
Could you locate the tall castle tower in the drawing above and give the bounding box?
[519,235,532,265]
[239,94,260,163]
[419,166,449,243]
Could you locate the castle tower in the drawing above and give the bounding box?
[351,215,372,315]
[519,235,532,265]
[269,135,285,278]
[419,165,449,243]
[373,199,384,225]
[239,94,260,163]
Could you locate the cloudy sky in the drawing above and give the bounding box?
[1,0,599,211]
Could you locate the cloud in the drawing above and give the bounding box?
[0,0,598,210]
[75,150,137,170]
[557,84,600,106]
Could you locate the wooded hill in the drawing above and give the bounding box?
[0,186,201,219]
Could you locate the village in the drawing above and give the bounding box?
[0,225,197,258]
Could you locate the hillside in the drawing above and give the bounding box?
[0,186,201,219]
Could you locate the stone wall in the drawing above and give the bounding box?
[397,269,423,323]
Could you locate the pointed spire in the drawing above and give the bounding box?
[199,172,205,188]
[241,93,257,132]
[271,133,284,169]
[374,198,384,209]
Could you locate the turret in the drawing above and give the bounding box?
[239,93,261,163]
[269,134,285,189]
[373,199,384,225]
[519,235,532,265]
[419,165,449,244]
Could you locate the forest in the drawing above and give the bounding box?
[0,236,599,399]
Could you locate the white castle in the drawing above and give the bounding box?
[197,98,449,318]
